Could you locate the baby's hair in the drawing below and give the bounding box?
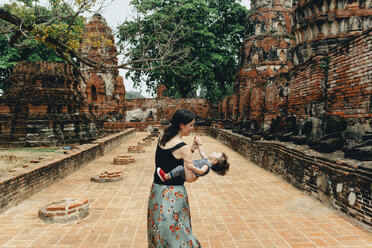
[211,153,229,176]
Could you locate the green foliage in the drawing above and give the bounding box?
[118,0,250,103]
[125,91,146,99]
[0,0,86,93]
[0,34,65,93]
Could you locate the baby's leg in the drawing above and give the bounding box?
[168,165,184,179]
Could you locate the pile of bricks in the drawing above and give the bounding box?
[90,170,123,183]
[128,146,145,153]
[137,141,146,147]
[138,140,151,147]
[38,198,89,223]
[113,155,135,164]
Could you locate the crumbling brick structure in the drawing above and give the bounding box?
[222,0,371,124]
[123,85,213,122]
[225,0,294,126]
[80,13,125,119]
[0,61,98,147]
[106,84,214,131]
[220,0,371,149]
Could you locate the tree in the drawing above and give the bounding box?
[0,0,85,92]
[0,0,191,72]
[118,0,250,102]
[1,0,250,102]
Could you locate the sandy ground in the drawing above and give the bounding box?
[0,147,65,176]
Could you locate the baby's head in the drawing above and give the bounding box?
[209,152,230,176]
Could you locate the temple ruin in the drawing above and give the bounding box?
[0,61,98,147]
[219,0,371,159]
[0,2,370,155]
[211,0,372,228]
[80,13,126,119]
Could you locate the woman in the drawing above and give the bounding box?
[147,109,201,247]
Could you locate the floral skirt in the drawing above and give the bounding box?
[147,183,201,248]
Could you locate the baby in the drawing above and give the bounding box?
[157,136,229,182]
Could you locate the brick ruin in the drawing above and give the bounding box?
[220,0,372,159]
[104,84,214,131]
[0,61,98,147]
[0,13,214,146]
[80,13,126,120]
[0,2,370,158]
[78,14,214,128]
[123,85,214,121]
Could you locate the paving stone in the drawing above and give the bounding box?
[0,132,370,247]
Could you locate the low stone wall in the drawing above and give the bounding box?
[207,128,372,229]
[0,129,135,214]
[104,122,209,134]
[104,121,160,131]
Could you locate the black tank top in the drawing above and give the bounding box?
[154,142,187,185]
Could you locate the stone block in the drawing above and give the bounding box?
[39,198,89,223]
[90,170,124,183]
[113,155,135,164]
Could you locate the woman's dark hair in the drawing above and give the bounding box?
[159,109,195,146]
[211,153,230,176]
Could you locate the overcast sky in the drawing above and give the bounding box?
[1,0,251,98]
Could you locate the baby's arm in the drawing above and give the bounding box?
[189,163,209,176]
[197,144,207,159]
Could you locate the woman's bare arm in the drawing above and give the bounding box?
[177,146,198,183]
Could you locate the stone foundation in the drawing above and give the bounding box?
[128,146,145,153]
[113,155,135,164]
[38,198,89,223]
[207,127,372,229]
[90,170,123,183]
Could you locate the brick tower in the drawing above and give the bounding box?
[235,0,294,129]
[80,13,125,117]
[292,0,371,65]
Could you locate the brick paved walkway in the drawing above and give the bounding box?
[0,132,371,248]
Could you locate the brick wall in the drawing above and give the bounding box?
[327,30,372,118]
[124,97,213,121]
[264,76,290,124]
[221,28,372,128]
[207,128,372,229]
[104,121,160,131]
[0,129,135,214]
[287,55,327,120]
[287,29,372,120]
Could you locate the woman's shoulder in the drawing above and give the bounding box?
[167,142,189,152]
[161,137,188,150]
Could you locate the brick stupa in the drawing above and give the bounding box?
[0,61,98,147]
